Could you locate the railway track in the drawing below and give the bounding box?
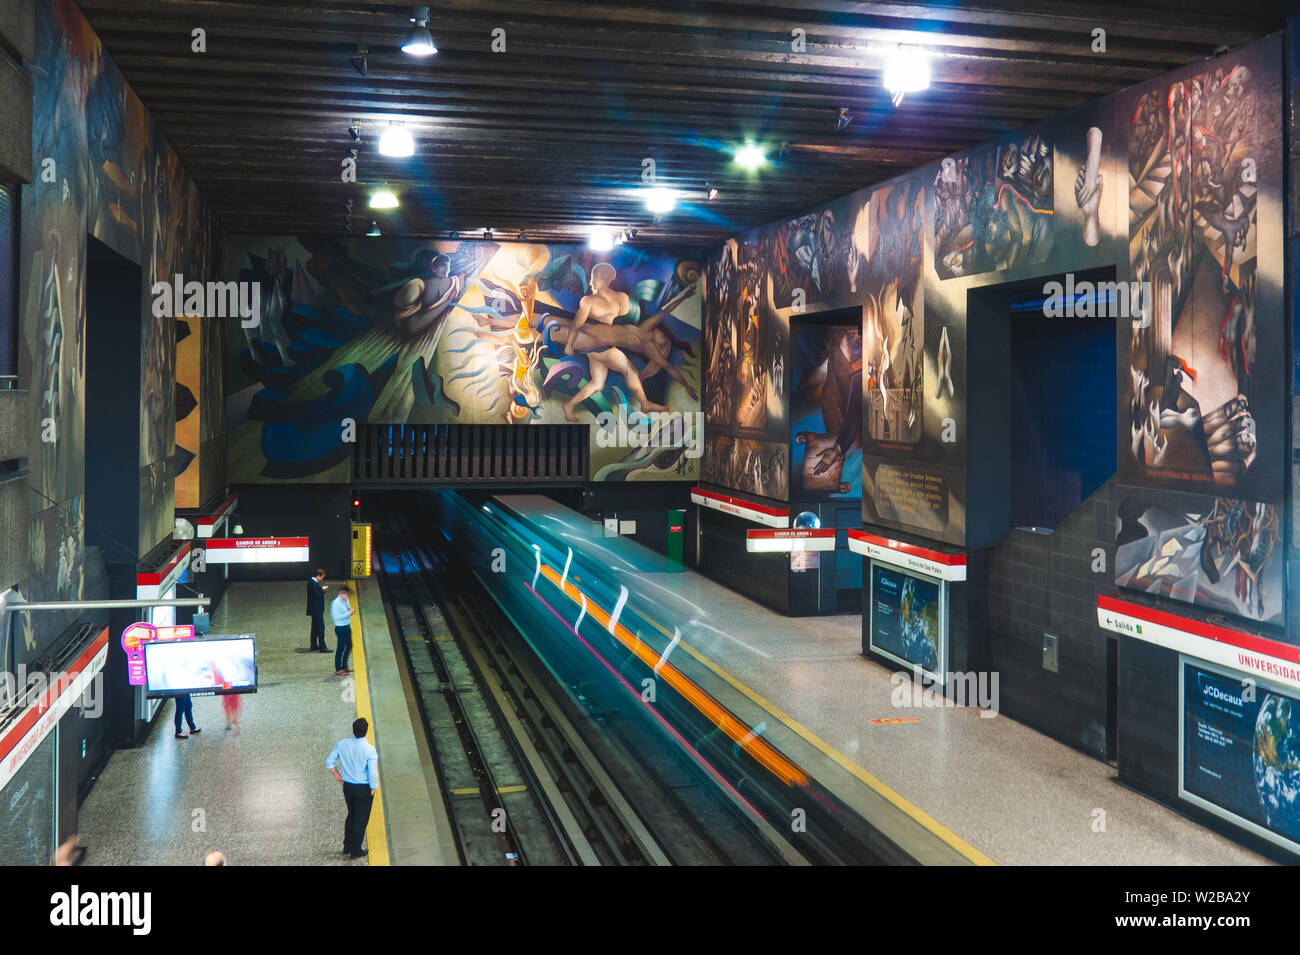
[376,517,669,865]
[378,496,902,866]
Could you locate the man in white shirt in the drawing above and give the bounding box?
[325,717,380,859]
[331,588,353,675]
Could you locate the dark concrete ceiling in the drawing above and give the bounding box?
[80,0,1289,244]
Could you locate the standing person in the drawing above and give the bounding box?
[325,717,379,859]
[331,587,353,676]
[174,693,200,739]
[306,569,330,652]
[221,690,243,731]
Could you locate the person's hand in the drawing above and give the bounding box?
[322,584,329,591]
[54,835,80,866]
[370,789,377,796]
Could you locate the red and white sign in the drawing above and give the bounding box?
[690,488,788,528]
[746,528,836,553]
[195,494,238,539]
[137,541,193,599]
[122,622,195,685]
[846,530,967,582]
[1097,595,1300,692]
[202,537,310,564]
[0,628,109,793]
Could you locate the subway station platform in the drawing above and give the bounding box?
[486,496,1273,867]
[77,581,448,867]
[631,574,1271,866]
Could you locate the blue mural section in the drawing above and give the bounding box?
[224,237,701,483]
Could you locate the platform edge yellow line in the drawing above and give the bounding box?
[350,582,390,867]
[666,623,996,866]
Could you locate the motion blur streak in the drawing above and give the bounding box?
[535,563,811,787]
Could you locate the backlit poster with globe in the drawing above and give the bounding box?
[869,562,942,678]
[1182,661,1300,851]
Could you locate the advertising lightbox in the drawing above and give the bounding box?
[869,560,946,681]
[1180,657,1300,855]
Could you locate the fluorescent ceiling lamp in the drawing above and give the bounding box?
[882,47,930,104]
[365,221,381,236]
[402,7,437,56]
[588,229,615,252]
[734,141,766,169]
[369,189,399,209]
[643,187,677,214]
[379,123,414,157]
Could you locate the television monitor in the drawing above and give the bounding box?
[868,561,946,680]
[144,635,257,698]
[1179,658,1300,854]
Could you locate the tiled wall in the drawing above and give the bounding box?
[987,485,1116,757]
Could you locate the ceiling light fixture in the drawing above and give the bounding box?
[484,228,494,240]
[837,108,852,131]
[588,228,615,252]
[643,187,677,215]
[369,188,399,209]
[402,6,437,57]
[348,119,362,141]
[706,183,719,201]
[735,140,766,169]
[379,122,414,157]
[366,221,381,237]
[882,47,931,106]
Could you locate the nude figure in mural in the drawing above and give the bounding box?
[561,263,674,421]
[394,251,463,335]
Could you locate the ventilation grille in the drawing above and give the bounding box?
[351,423,588,484]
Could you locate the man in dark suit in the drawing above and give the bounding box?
[307,569,330,652]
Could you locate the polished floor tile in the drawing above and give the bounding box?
[78,582,369,866]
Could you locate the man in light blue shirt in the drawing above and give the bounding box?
[331,588,353,675]
[325,717,380,859]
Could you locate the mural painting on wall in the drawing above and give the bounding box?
[1123,53,1281,501]
[20,0,220,579]
[223,238,702,484]
[174,315,200,508]
[861,176,958,539]
[790,323,861,499]
[701,232,790,500]
[932,133,1055,280]
[1117,41,1285,625]
[862,180,925,448]
[1116,492,1282,625]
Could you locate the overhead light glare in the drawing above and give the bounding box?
[365,221,381,237]
[735,141,766,169]
[882,47,930,105]
[402,6,437,56]
[369,189,399,209]
[379,123,414,157]
[706,183,719,201]
[588,228,615,252]
[643,187,677,215]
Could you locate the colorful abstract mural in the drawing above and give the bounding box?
[17,0,221,652]
[222,237,701,484]
[703,35,1283,577]
[790,322,862,499]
